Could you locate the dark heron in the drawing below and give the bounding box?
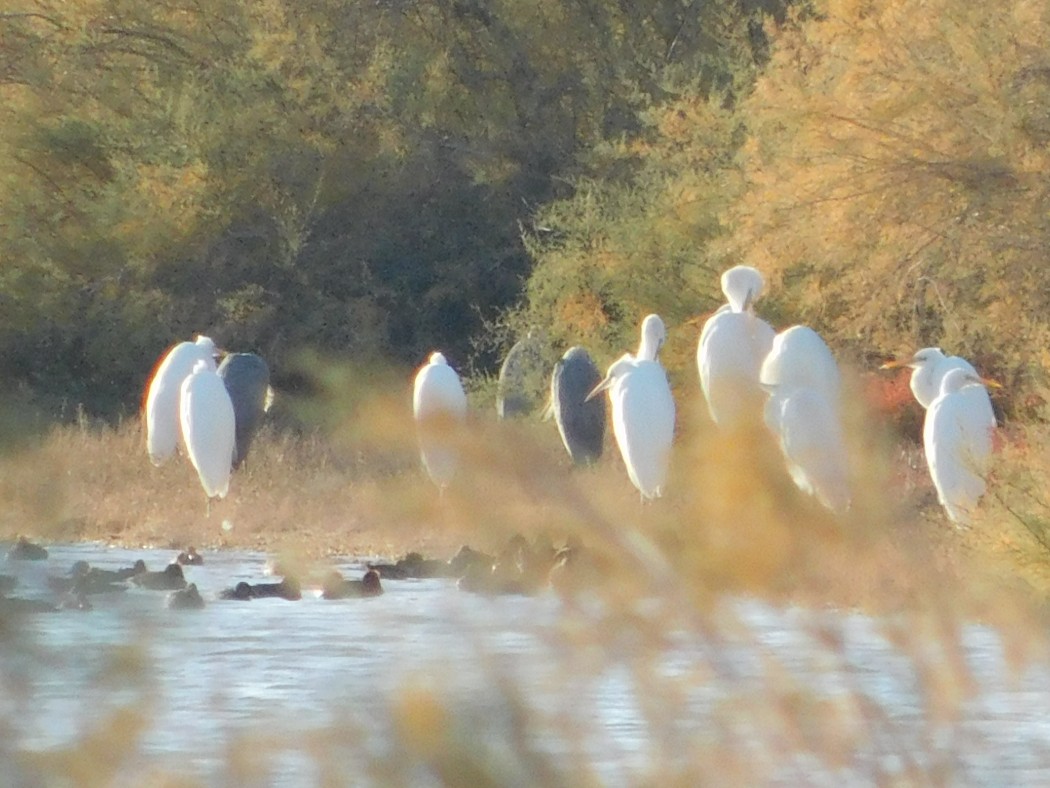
[217,353,272,469]
[549,347,606,466]
[496,333,546,419]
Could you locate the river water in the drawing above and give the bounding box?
[3,542,1050,785]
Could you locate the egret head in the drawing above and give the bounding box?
[938,367,1001,396]
[194,335,221,361]
[880,347,945,371]
[429,351,448,366]
[938,367,981,395]
[585,355,635,402]
[637,314,666,362]
[720,266,765,313]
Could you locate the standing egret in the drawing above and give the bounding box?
[549,346,605,466]
[923,367,998,526]
[880,347,992,412]
[697,265,776,428]
[496,332,546,419]
[587,315,675,500]
[413,352,468,491]
[180,360,236,503]
[218,352,272,469]
[145,335,220,466]
[760,326,849,512]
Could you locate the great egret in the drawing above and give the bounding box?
[145,335,220,466]
[587,315,675,500]
[923,367,998,526]
[217,352,272,469]
[549,346,605,466]
[697,265,776,428]
[880,347,987,409]
[180,359,237,502]
[496,332,545,418]
[412,351,468,491]
[760,325,850,512]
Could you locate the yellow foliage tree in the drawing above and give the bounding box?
[728,0,1050,406]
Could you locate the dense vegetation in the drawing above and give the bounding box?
[4,0,1050,419]
[0,0,788,415]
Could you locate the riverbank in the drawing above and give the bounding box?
[1,411,1047,621]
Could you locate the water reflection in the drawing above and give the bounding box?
[3,543,1050,785]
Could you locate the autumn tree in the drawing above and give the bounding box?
[0,0,795,415]
[727,0,1050,406]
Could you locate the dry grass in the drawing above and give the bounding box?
[0,363,1042,618]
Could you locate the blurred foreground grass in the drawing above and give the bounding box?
[3,360,1050,784]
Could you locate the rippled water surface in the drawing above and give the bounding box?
[3,542,1050,785]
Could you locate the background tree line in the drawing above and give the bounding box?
[0,0,787,415]
[4,0,1048,423]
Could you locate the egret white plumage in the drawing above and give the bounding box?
[636,313,666,361]
[923,367,998,526]
[180,360,236,502]
[760,325,850,512]
[587,315,675,500]
[496,332,545,419]
[412,351,468,491]
[549,346,605,466]
[697,265,776,428]
[217,353,272,469]
[760,325,840,402]
[144,335,220,466]
[880,347,984,409]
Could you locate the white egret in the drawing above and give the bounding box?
[923,367,998,526]
[496,331,545,419]
[217,352,272,469]
[179,359,236,502]
[760,325,849,512]
[145,335,220,466]
[548,346,605,466]
[412,351,468,491]
[587,315,676,500]
[697,265,776,428]
[880,347,990,410]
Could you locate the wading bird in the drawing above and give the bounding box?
[548,346,605,466]
[880,347,991,411]
[180,360,237,505]
[413,352,468,492]
[923,367,999,526]
[587,315,675,500]
[697,265,776,428]
[496,331,545,419]
[760,325,850,512]
[145,335,220,466]
[218,352,273,469]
